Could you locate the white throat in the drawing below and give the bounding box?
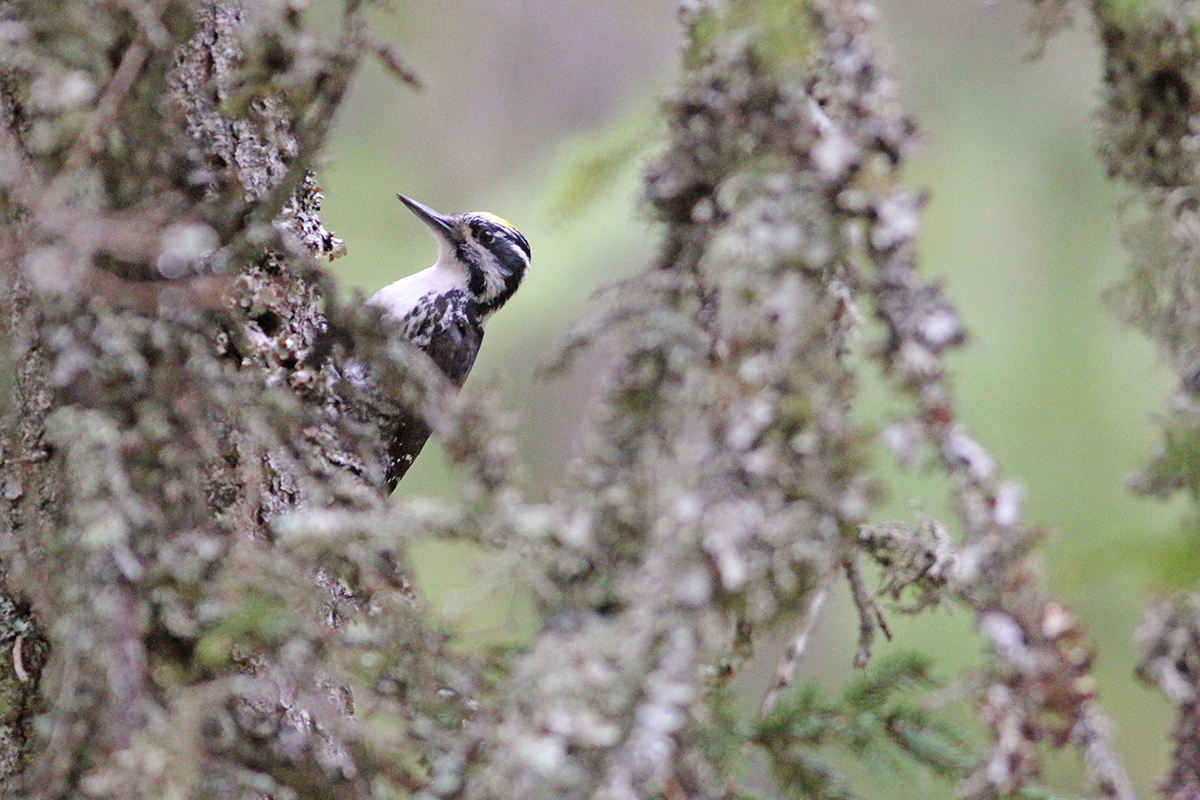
[367,241,468,323]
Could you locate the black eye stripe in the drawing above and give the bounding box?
[466,217,530,262]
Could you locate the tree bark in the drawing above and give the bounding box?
[0,1,454,796]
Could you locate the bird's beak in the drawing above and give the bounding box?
[397,194,454,238]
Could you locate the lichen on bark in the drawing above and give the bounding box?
[1084,0,1200,795]
[0,1,464,796]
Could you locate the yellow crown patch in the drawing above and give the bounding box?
[476,212,517,232]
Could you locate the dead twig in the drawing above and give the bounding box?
[373,41,422,89]
[844,554,890,669]
[761,572,835,716]
[50,0,168,192]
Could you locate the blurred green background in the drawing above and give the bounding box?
[316,1,1191,794]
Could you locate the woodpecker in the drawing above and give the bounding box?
[367,194,531,491]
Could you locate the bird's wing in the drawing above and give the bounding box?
[384,408,431,492]
[423,316,484,387]
[383,314,485,490]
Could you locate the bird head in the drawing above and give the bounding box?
[397,194,531,314]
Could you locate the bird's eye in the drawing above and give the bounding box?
[478,229,495,245]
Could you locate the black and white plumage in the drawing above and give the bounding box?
[368,194,531,490]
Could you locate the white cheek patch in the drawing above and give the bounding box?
[481,255,509,299]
